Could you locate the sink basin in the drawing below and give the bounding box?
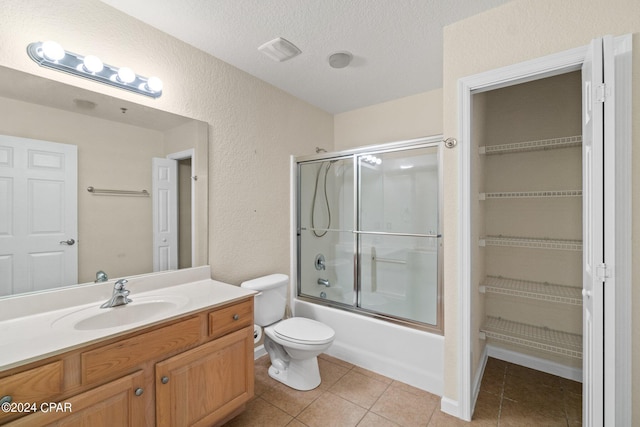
[52,296,190,331]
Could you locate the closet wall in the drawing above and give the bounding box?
[473,71,584,373]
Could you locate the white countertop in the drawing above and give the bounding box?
[0,267,256,371]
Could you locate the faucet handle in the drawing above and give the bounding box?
[114,278,128,290]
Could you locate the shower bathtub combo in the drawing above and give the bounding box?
[291,136,444,394]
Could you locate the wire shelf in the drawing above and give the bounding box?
[480,276,582,305]
[479,236,582,251]
[481,316,582,359]
[479,190,582,200]
[479,135,582,155]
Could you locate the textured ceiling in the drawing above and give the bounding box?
[99,0,514,114]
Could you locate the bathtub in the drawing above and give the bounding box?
[293,298,444,395]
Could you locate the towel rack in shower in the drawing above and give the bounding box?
[87,186,149,196]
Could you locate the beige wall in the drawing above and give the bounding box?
[442,0,640,421]
[0,0,333,286]
[334,89,443,150]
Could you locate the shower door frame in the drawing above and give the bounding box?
[294,135,444,334]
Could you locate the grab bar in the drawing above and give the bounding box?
[87,186,149,196]
[372,256,406,265]
[354,230,441,238]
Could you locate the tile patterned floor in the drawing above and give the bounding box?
[223,355,582,426]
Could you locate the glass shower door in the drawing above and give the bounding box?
[357,147,440,325]
[298,158,354,306]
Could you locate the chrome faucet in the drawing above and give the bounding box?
[94,270,108,283]
[100,279,132,308]
[317,278,330,287]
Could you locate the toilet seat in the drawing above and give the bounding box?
[273,317,335,345]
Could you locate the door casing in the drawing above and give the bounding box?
[451,35,632,425]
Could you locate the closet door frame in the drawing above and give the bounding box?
[454,35,632,425]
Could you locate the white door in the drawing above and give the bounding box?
[581,36,603,427]
[582,33,630,427]
[0,135,77,295]
[152,157,178,271]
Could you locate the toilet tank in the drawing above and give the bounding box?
[240,274,288,326]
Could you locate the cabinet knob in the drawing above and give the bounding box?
[0,395,12,405]
[233,314,239,321]
[161,376,170,384]
[134,388,144,396]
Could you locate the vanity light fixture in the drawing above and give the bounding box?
[27,41,163,98]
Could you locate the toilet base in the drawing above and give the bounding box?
[268,356,321,391]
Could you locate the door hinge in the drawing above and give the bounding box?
[595,83,609,103]
[596,263,611,282]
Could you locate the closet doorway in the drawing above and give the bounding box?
[457,35,632,426]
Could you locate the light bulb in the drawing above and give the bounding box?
[117,67,136,84]
[82,55,103,73]
[41,41,65,61]
[145,76,163,92]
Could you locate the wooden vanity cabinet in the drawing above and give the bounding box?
[156,327,254,427]
[7,371,146,427]
[0,297,254,427]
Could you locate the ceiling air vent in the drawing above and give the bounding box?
[258,37,301,62]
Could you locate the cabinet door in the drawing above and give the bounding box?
[7,371,146,427]
[156,327,254,427]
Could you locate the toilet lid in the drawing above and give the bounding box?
[273,318,335,344]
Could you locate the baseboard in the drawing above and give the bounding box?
[487,344,582,382]
[325,340,443,395]
[254,344,267,360]
[471,345,489,415]
[440,396,459,418]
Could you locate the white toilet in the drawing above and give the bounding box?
[241,274,335,391]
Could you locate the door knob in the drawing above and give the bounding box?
[582,289,591,298]
[59,238,76,246]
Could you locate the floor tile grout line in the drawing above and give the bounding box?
[496,364,507,426]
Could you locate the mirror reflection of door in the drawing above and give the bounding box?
[152,150,194,272]
[152,157,178,271]
[0,135,78,295]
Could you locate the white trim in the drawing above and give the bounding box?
[609,33,633,427]
[487,345,582,382]
[439,397,459,418]
[471,346,489,415]
[254,344,267,360]
[167,148,195,161]
[457,45,588,421]
[167,149,197,266]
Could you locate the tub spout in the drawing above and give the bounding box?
[317,278,330,287]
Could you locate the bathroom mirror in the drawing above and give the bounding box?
[0,65,208,297]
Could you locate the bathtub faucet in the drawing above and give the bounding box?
[317,278,330,287]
